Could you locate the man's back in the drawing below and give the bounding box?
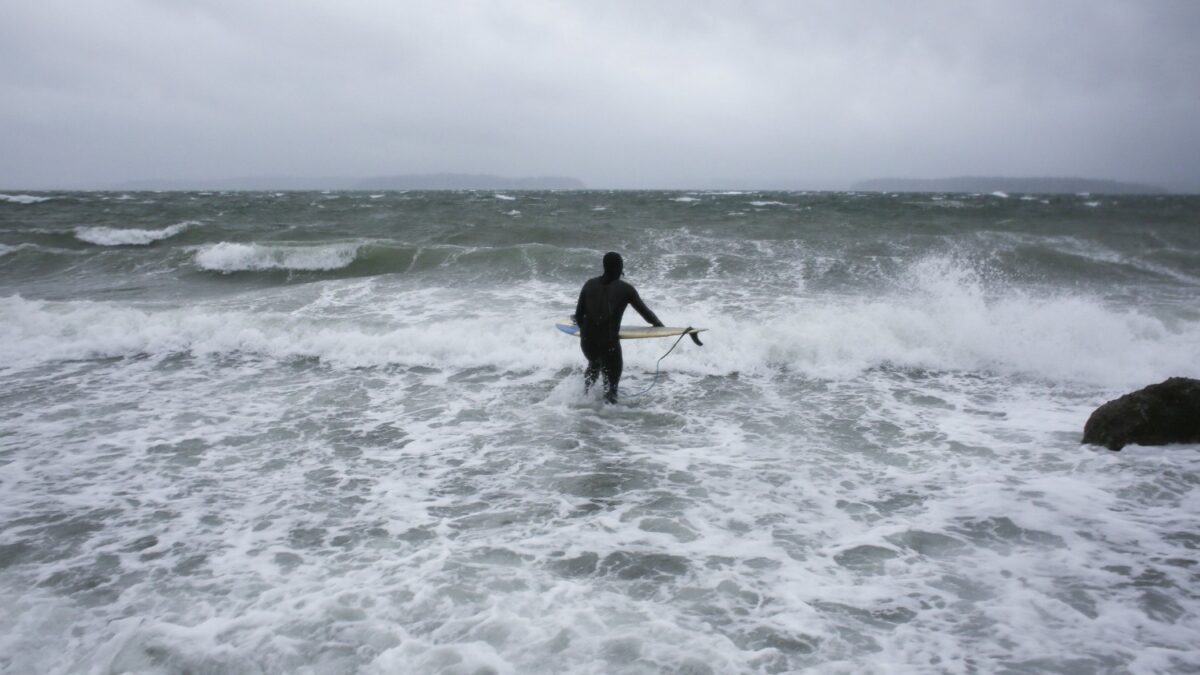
[575,276,660,341]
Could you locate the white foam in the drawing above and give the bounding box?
[74,221,198,246]
[0,194,51,204]
[504,209,521,216]
[193,242,361,272]
[1085,201,1101,208]
[0,293,572,372]
[494,194,516,201]
[647,254,1200,388]
[3,258,1198,390]
[690,257,1200,386]
[671,197,699,202]
[4,188,1200,675]
[991,191,1009,198]
[748,200,787,206]
[3,266,1200,673]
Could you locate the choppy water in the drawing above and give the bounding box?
[1,190,1199,674]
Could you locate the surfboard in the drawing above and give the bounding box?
[555,318,706,340]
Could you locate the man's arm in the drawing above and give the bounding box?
[627,286,664,327]
[573,286,587,325]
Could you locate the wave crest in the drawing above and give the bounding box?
[194,242,361,272]
[75,221,197,246]
[0,194,52,204]
[3,266,1199,389]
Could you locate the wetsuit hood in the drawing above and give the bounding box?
[601,252,623,283]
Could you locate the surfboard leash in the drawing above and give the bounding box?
[624,327,699,398]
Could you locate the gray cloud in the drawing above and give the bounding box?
[2,0,1198,189]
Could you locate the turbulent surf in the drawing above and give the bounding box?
[1,190,1198,674]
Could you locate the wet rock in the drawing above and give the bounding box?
[1082,377,1200,451]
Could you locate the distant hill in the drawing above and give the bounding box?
[851,176,1167,194]
[113,173,585,191]
[355,174,584,190]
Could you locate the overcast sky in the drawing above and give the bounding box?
[2,0,1198,189]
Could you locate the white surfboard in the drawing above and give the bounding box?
[555,318,706,340]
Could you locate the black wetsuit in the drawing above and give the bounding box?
[574,275,662,402]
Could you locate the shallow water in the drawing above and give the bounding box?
[1,191,1198,674]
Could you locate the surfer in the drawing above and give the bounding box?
[573,252,663,403]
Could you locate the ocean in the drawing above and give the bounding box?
[1,190,1198,674]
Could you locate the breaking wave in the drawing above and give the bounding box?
[194,242,362,272]
[0,194,52,204]
[74,221,199,246]
[4,258,1198,388]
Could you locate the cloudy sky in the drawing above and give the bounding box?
[2,0,1198,190]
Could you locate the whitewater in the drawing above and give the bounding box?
[1,190,1198,674]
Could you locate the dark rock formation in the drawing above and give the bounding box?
[1082,377,1200,451]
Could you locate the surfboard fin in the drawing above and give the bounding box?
[687,328,704,346]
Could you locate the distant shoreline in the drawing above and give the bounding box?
[852,176,1167,194]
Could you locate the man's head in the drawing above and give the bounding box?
[602,252,623,281]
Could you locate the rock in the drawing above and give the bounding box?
[1082,377,1200,451]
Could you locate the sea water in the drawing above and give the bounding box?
[1,190,1198,674]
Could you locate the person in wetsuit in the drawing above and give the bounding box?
[573,252,663,403]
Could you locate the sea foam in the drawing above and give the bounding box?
[0,292,563,369]
[3,191,1199,675]
[687,257,1200,387]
